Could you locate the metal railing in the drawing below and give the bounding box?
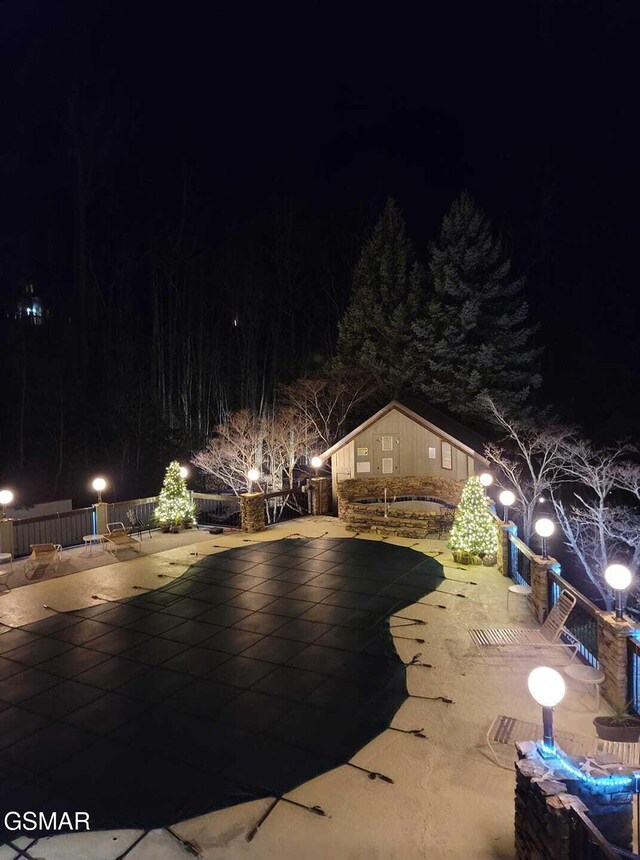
[263,488,310,524]
[12,507,95,557]
[193,492,241,528]
[107,497,158,529]
[569,806,627,859]
[508,532,532,586]
[549,567,600,668]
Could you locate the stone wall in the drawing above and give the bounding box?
[310,477,331,516]
[530,555,552,624]
[597,613,634,711]
[515,741,633,858]
[496,520,514,577]
[239,493,266,533]
[336,475,463,540]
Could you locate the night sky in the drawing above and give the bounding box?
[2,0,639,442]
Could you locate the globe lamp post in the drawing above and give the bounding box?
[179,466,189,479]
[528,666,566,751]
[479,472,493,488]
[534,518,555,560]
[605,564,633,621]
[499,490,515,523]
[0,489,14,519]
[92,477,107,504]
[310,455,323,476]
[247,468,261,493]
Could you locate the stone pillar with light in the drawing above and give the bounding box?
[596,564,635,710]
[527,666,566,751]
[92,478,108,535]
[0,489,15,558]
[240,469,266,533]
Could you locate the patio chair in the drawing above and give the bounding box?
[469,590,579,661]
[24,543,63,578]
[103,522,141,557]
[486,713,640,770]
[126,508,152,540]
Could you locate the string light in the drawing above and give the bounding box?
[538,743,640,789]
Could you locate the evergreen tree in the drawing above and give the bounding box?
[449,475,497,558]
[413,193,541,419]
[336,198,425,397]
[154,461,196,528]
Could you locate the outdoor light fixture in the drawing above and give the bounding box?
[92,477,107,504]
[499,490,515,522]
[528,666,566,751]
[604,563,633,621]
[0,489,14,519]
[311,455,322,475]
[534,518,555,559]
[247,468,260,492]
[479,472,493,487]
[179,466,189,479]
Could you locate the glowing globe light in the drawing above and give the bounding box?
[605,563,633,620]
[179,466,189,479]
[92,477,107,503]
[311,456,323,470]
[528,666,566,708]
[0,489,14,518]
[479,473,493,487]
[499,490,515,507]
[605,564,632,592]
[247,468,260,483]
[535,518,555,538]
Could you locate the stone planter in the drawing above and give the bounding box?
[482,553,497,567]
[593,716,640,742]
[170,527,181,534]
[453,550,483,566]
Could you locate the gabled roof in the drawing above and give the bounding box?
[320,398,489,464]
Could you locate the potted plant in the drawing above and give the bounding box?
[593,701,640,742]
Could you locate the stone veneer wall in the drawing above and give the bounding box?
[597,613,634,711]
[515,742,633,858]
[310,477,331,516]
[239,492,266,533]
[336,476,464,540]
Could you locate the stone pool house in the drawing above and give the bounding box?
[319,398,490,537]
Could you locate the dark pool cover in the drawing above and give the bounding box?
[0,537,440,842]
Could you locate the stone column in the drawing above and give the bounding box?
[530,555,554,624]
[310,477,331,516]
[597,612,634,710]
[240,492,266,533]
[515,742,633,858]
[94,502,108,536]
[0,518,14,556]
[496,520,515,577]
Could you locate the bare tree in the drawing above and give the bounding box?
[483,398,573,541]
[551,442,640,608]
[191,406,319,495]
[280,368,374,451]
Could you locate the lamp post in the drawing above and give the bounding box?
[247,468,260,493]
[534,517,555,560]
[179,466,189,479]
[499,490,515,523]
[528,666,566,751]
[310,456,322,477]
[92,477,107,504]
[605,563,633,621]
[0,489,14,519]
[479,472,493,488]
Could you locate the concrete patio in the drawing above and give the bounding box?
[0,517,609,860]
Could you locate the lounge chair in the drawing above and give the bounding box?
[486,713,640,770]
[103,522,141,557]
[126,508,152,540]
[469,590,579,661]
[24,543,62,577]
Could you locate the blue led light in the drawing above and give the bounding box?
[539,743,640,790]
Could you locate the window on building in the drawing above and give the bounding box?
[381,435,393,452]
[428,447,436,459]
[382,457,394,474]
[441,441,452,470]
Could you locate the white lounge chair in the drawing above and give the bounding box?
[24,543,63,578]
[469,590,579,661]
[486,713,640,771]
[103,522,141,557]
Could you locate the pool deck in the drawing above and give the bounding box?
[0,517,610,860]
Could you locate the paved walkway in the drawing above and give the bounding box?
[0,517,609,859]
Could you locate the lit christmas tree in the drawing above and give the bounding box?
[449,475,497,562]
[154,461,196,530]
